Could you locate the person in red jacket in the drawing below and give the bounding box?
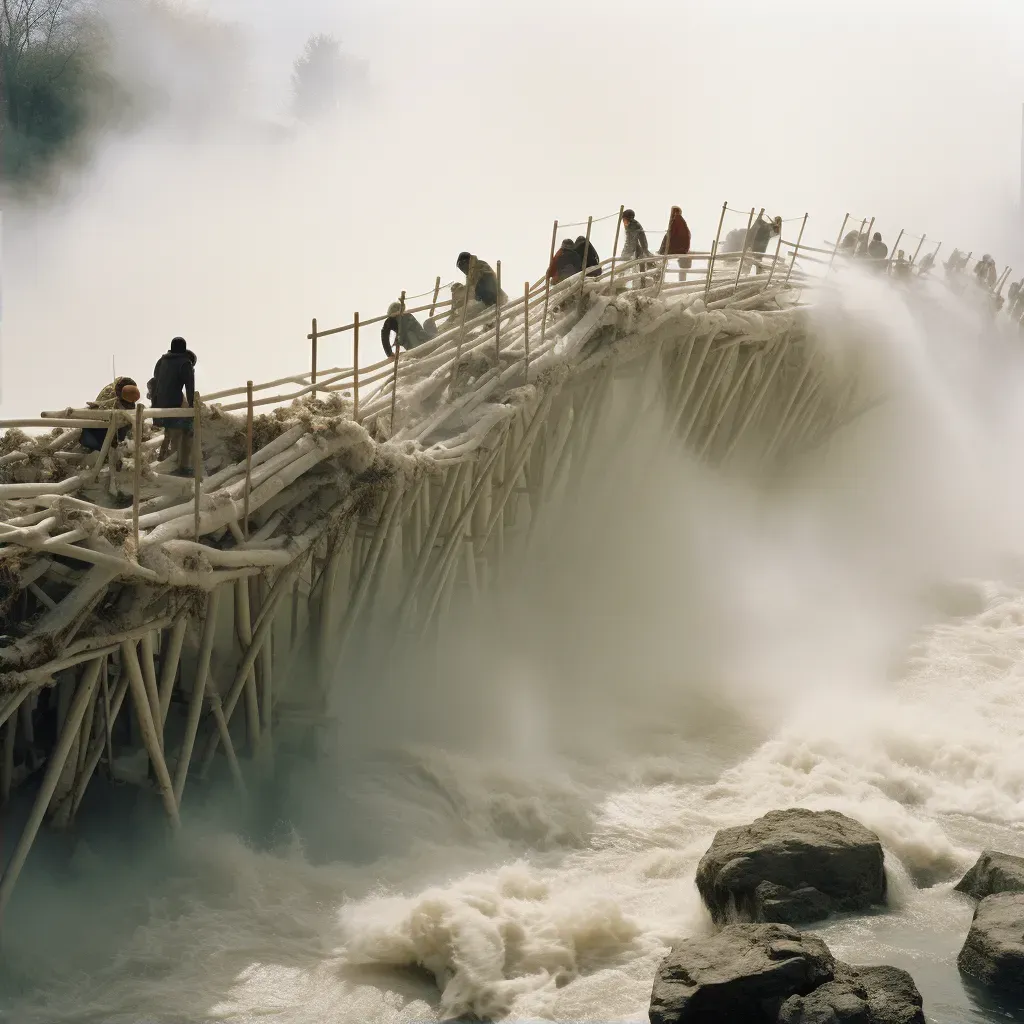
[658,206,692,281]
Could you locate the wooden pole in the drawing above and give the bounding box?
[0,658,102,917]
[784,213,809,284]
[523,281,531,383]
[826,213,850,274]
[243,382,253,538]
[157,615,187,728]
[133,403,143,554]
[193,391,202,540]
[310,317,318,400]
[173,587,221,803]
[455,260,474,374]
[429,276,441,317]
[540,220,559,345]
[910,233,927,266]
[578,216,593,305]
[887,229,905,273]
[494,261,502,363]
[706,201,728,295]
[765,227,785,286]
[353,313,360,422]
[391,290,405,436]
[608,205,624,288]
[655,208,673,298]
[734,207,759,287]
[235,577,260,754]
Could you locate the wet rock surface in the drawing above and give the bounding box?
[957,891,1024,1002]
[955,850,1024,901]
[695,808,887,925]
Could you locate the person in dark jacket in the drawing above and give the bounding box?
[81,376,141,453]
[575,236,602,277]
[152,336,197,473]
[747,215,781,273]
[547,239,583,283]
[866,232,888,265]
[381,302,438,358]
[658,206,692,281]
[619,209,651,287]
[456,252,506,307]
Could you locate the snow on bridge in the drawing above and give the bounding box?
[0,204,1010,916]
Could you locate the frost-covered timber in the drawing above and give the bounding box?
[0,225,995,916]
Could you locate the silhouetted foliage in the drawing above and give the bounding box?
[291,33,348,122]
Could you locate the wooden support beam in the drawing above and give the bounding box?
[121,640,180,828]
[0,658,102,918]
[158,615,188,729]
[234,578,260,755]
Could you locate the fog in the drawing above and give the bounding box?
[2,0,1023,417]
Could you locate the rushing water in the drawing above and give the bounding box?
[3,273,1024,1023]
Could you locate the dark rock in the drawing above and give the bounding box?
[957,891,1024,1000]
[649,923,835,1024]
[755,881,834,925]
[695,809,886,924]
[649,925,925,1024]
[955,850,1024,901]
[778,964,925,1023]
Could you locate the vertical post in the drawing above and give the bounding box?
[243,382,253,538]
[390,291,405,436]
[310,318,318,400]
[132,404,143,553]
[826,213,850,274]
[523,281,531,383]
[540,220,559,345]
[455,259,475,371]
[765,227,785,286]
[733,207,759,287]
[910,233,927,266]
[706,201,728,294]
[429,276,441,318]
[578,216,593,304]
[655,208,673,298]
[863,216,876,263]
[886,229,905,273]
[193,392,202,540]
[607,205,625,289]
[495,261,502,362]
[784,213,809,285]
[704,240,718,300]
[352,313,360,422]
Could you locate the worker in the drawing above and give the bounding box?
[619,209,651,286]
[80,376,141,453]
[974,254,997,288]
[381,302,438,358]
[658,206,692,281]
[547,238,583,283]
[456,252,507,307]
[866,232,888,264]
[151,336,197,474]
[574,235,602,277]
[747,214,782,273]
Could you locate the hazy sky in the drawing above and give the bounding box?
[2,0,1024,416]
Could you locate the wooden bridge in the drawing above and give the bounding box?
[0,203,1009,918]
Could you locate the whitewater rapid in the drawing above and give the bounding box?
[2,271,1024,1023]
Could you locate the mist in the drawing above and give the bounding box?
[3,0,1024,417]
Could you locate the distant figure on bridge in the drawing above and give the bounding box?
[917,251,935,276]
[722,227,747,255]
[151,337,197,475]
[575,235,602,277]
[944,249,969,277]
[746,214,782,273]
[1008,279,1024,317]
[866,232,888,264]
[80,376,141,455]
[840,231,859,254]
[381,302,438,359]
[658,206,692,281]
[619,209,651,286]
[893,250,912,281]
[974,254,997,288]
[547,238,583,283]
[456,252,507,308]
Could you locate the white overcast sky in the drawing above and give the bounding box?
[2,0,1023,416]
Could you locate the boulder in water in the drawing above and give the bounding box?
[649,923,925,1024]
[695,808,886,925]
[957,891,1024,1001]
[955,850,1024,901]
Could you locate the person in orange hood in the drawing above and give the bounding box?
[658,206,692,281]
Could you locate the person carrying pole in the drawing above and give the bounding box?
[380,302,438,358]
[80,376,141,455]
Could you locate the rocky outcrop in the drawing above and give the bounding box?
[695,809,886,925]
[957,891,1024,1001]
[955,850,1024,901]
[649,923,925,1024]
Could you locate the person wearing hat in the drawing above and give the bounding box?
[575,235,602,278]
[547,238,583,283]
[81,375,141,453]
[866,231,889,264]
[456,251,507,307]
[151,336,197,473]
[658,206,692,281]
[380,301,438,359]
